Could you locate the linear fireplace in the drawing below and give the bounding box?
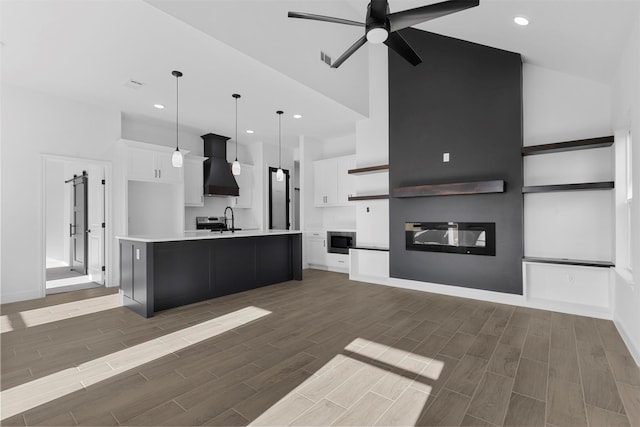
[405,222,496,256]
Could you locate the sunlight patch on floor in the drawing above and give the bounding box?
[0,305,271,420]
[250,336,443,426]
[46,275,93,289]
[45,257,69,269]
[0,294,120,333]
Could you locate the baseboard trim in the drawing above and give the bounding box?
[349,274,390,287]
[307,265,349,274]
[387,277,525,306]
[350,274,614,319]
[0,289,45,304]
[614,318,640,366]
[526,297,612,320]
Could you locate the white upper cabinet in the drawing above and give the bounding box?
[313,155,355,207]
[184,155,206,207]
[123,139,185,184]
[234,163,254,209]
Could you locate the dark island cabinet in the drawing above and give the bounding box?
[119,233,302,317]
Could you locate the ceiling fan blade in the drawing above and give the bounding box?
[384,32,422,66]
[387,0,479,33]
[369,0,388,20]
[331,35,368,68]
[288,11,364,27]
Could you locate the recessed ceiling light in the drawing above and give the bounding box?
[153,104,165,109]
[514,16,529,26]
[246,130,254,134]
[293,114,302,119]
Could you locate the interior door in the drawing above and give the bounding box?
[70,173,88,275]
[87,166,105,283]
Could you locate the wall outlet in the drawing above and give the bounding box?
[443,152,450,162]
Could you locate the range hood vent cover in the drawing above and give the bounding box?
[202,133,239,197]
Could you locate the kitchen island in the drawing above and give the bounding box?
[116,230,302,317]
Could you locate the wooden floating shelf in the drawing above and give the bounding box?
[392,180,504,198]
[522,135,614,156]
[348,194,389,201]
[348,164,389,175]
[523,257,614,268]
[351,246,390,252]
[522,181,614,193]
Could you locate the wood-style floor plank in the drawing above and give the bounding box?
[1,269,638,427]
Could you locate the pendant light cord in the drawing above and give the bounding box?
[235,95,238,161]
[175,74,179,151]
[278,113,281,168]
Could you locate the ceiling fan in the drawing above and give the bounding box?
[288,0,479,68]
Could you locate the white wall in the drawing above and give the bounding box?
[1,85,121,303]
[523,64,612,146]
[355,44,389,249]
[45,161,66,265]
[611,9,640,364]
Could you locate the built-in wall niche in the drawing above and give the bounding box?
[522,136,615,267]
[524,191,614,262]
[522,135,615,315]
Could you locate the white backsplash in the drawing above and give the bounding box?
[185,197,260,231]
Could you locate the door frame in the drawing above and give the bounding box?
[268,166,290,230]
[41,154,113,296]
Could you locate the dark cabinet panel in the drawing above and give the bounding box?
[120,242,133,299]
[212,238,257,296]
[154,240,211,311]
[256,235,292,286]
[120,241,153,317]
[132,243,148,306]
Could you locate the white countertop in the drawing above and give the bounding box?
[116,229,302,243]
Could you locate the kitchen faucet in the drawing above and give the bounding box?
[224,206,235,233]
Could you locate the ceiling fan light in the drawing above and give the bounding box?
[171,149,183,168]
[514,16,529,26]
[232,159,241,176]
[367,27,388,44]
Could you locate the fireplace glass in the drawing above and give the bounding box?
[405,222,496,256]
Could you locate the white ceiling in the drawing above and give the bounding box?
[0,0,366,148]
[390,0,640,83]
[2,0,639,148]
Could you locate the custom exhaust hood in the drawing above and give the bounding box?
[202,133,239,196]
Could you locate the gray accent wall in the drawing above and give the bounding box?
[389,29,524,295]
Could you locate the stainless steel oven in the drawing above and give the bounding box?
[327,231,356,254]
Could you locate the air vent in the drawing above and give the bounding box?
[320,51,332,66]
[124,79,145,90]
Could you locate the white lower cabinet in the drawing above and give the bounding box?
[326,253,349,272]
[306,232,327,267]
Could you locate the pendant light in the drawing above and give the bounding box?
[276,110,284,182]
[171,70,184,168]
[231,93,241,176]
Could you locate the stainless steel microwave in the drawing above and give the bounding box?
[327,231,356,254]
